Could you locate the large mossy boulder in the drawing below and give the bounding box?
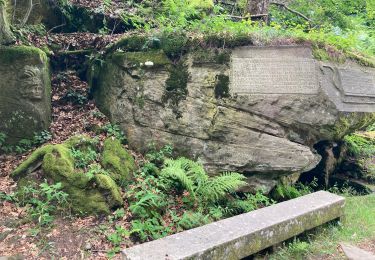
[0,46,51,145]
[91,37,375,193]
[11,136,136,215]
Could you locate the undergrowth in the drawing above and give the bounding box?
[104,144,273,257]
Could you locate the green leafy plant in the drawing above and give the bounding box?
[131,218,172,242]
[70,147,98,169]
[160,157,247,204]
[64,90,88,106]
[0,131,52,154]
[344,134,375,157]
[106,225,131,257]
[33,130,53,146]
[0,132,6,147]
[102,123,127,144]
[15,181,69,226]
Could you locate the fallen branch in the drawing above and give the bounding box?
[270,2,311,23]
[47,23,66,34]
[222,13,269,20]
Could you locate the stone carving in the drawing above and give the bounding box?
[321,63,375,112]
[20,65,44,100]
[231,47,319,95]
[92,46,375,192]
[0,46,51,144]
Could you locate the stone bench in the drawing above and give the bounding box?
[122,191,345,260]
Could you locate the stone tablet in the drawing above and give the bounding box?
[320,64,375,112]
[231,46,319,95]
[0,46,51,144]
[339,68,375,97]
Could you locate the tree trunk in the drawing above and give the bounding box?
[0,4,15,45]
[246,0,270,21]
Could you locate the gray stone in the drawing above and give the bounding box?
[231,46,319,95]
[340,243,375,260]
[0,46,51,144]
[320,63,375,112]
[122,191,345,260]
[92,46,375,192]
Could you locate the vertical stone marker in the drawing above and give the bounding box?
[0,46,51,144]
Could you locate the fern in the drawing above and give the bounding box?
[160,157,246,204]
[129,192,165,217]
[197,172,247,203]
[161,158,196,196]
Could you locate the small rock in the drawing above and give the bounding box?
[145,61,154,67]
[84,242,92,250]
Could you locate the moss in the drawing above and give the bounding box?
[42,144,92,188]
[66,186,112,215]
[101,137,136,185]
[112,50,171,68]
[64,135,98,149]
[214,75,230,99]
[11,135,127,216]
[95,174,123,206]
[333,113,375,139]
[192,49,231,65]
[11,144,53,180]
[160,32,189,60]
[0,46,47,65]
[312,45,346,64]
[162,61,190,117]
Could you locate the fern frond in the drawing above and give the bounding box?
[198,172,247,203]
[160,158,195,195]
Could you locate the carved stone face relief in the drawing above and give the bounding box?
[19,65,44,101]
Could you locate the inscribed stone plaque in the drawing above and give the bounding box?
[339,69,375,97]
[231,47,319,95]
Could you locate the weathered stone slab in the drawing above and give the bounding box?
[231,46,319,95]
[320,64,375,112]
[339,69,375,97]
[0,46,51,144]
[122,191,345,260]
[340,243,375,260]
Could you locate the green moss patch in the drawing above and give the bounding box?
[192,49,231,65]
[0,46,47,65]
[11,135,136,215]
[214,75,230,99]
[101,137,136,186]
[112,50,171,68]
[162,61,190,117]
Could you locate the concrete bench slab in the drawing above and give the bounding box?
[122,191,345,260]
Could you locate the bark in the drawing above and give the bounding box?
[0,4,15,45]
[246,0,270,21]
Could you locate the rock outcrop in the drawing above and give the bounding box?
[0,46,51,144]
[91,43,375,192]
